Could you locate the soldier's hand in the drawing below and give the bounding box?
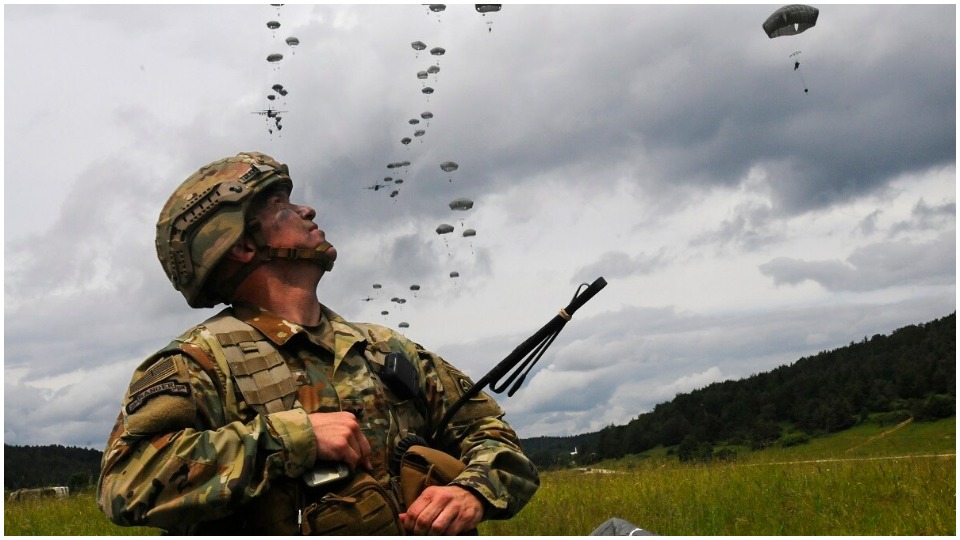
[399,485,484,535]
[307,412,373,471]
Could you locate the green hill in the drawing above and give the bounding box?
[522,312,955,468]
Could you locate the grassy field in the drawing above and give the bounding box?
[5,418,955,535]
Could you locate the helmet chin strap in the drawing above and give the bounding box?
[216,221,335,302]
[265,242,336,271]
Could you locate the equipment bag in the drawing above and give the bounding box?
[398,445,468,509]
[300,471,403,536]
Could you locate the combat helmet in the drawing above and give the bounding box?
[156,151,334,308]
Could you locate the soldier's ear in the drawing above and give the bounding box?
[226,235,257,263]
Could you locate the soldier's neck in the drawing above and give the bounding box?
[233,268,323,326]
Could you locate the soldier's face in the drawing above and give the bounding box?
[253,189,331,254]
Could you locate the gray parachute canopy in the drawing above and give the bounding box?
[267,53,284,63]
[286,36,300,46]
[421,111,434,119]
[267,20,280,30]
[410,284,421,291]
[436,223,455,235]
[449,197,474,211]
[476,5,501,13]
[462,228,477,237]
[427,65,440,74]
[417,71,429,80]
[399,322,410,328]
[411,41,427,51]
[449,271,460,278]
[430,47,446,56]
[762,5,819,38]
[440,161,458,172]
[429,5,446,13]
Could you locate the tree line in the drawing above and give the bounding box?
[522,312,955,468]
[4,444,102,492]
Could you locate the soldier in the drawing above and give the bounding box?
[97,152,539,535]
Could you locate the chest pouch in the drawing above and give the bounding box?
[300,471,403,536]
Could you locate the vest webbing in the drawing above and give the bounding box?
[203,313,297,416]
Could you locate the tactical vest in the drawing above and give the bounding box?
[197,310,407,536]
[194,310,469,536]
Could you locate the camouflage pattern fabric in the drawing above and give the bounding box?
[97,303,540,534]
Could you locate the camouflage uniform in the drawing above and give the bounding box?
[98,303,540,534]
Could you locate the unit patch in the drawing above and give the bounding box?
[126,381,191,414]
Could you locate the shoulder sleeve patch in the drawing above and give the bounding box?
[125,355,192,415]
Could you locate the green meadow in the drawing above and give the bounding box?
[5,418,954,535]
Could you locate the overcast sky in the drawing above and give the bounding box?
[4,4,956,449]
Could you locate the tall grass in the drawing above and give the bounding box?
[6,419,955,535]
[3,489,158,536]
[479,453,955,535]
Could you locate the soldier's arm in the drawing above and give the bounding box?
[416,347,541,520]
[97,352,317,531]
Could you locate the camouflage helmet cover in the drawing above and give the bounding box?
[156,152,292,308]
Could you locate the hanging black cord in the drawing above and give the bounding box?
[429,277,607,445]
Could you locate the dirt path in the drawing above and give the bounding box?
[742,452,955,467]
[844,417,913,454]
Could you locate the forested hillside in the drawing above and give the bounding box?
[523,312,955,467]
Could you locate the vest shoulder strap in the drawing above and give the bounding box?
[202,311,297,416]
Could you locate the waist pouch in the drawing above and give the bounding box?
[398,445,468,509]
[301,471,403,536]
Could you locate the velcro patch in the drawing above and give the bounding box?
[126,381,191,414]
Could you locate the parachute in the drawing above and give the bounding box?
[430,47,446,57]
[399,322,410,328]
[462,228,476,237]
[373,283,382,289]
[429,5,446,13]
[410,284,421,292]
[436,224,455,235]
[440,161,458,172]
[417,71,429,80]
[449,271,459,278]
[422,87,435,95]
[475,4,501,32]
[449,197,474,211]
[763,5,819,94]
[421,111,434,120]
[414,129,426,137]
[286,36,300,47]
[267,20,281,30]
[401,137,412,145]
[272,84,284,92]
[267,53,284,63]
[409,118,420,125]
[427,65,440,75]
[411,41,427,51]
[762,5,819,38]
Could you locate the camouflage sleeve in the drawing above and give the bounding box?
[416,346,541,520]
[97,350,317,531]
